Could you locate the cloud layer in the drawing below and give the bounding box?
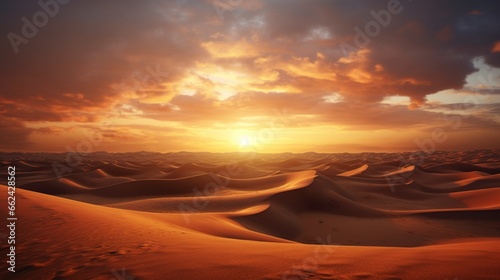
[1,0,499,152]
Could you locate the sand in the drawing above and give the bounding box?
[0,151,499,279]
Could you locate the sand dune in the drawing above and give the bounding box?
[1,150,499,279]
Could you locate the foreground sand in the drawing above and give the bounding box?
[1,151,500,279]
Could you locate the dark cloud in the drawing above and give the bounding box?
[0,0,207,109]
[0,119,33,150]
[2,0,499,111]
[221,0,500,105]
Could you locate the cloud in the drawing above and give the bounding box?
[0,120,33,150]
[0,0,499,151]
[0,0,207,112]
[2,0,499,112]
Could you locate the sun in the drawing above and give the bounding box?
[239,136,251,147]
[233,130,257,150]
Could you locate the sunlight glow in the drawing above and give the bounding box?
[239,135,252,147]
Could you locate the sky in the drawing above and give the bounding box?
[1,0,500,153]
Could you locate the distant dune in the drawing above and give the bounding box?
[1,151,500,279]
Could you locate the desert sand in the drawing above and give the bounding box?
[1,150,500,279]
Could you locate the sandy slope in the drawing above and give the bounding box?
[0,151,499,279]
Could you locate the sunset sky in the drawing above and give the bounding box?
[1,0,500,153]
